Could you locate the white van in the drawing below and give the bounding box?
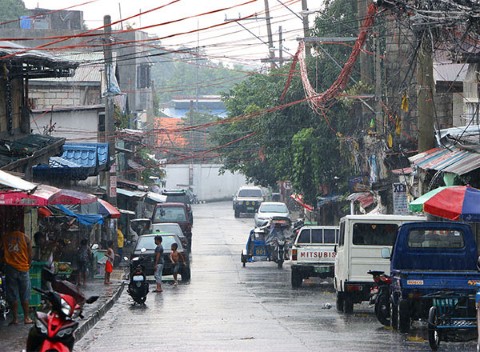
[334,214,426,313]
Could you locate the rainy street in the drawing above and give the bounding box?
[75,201,477,352]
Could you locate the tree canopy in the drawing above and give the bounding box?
[212,0,362,207]
[0,0,25,23]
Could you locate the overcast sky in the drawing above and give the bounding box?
[23,0,313,67]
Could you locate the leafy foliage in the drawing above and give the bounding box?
[212,0,362,207]
[0,0,25,23]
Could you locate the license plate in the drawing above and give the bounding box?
[314,266,330,273]
[247,207,254,211]
[132,275,144,282]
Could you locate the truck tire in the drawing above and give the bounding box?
[428,306,440,351]
[291,269,302,288]
[343,294,354,314]
[398,299,410,333]
[390,297,398,330]
[336,292,344,312]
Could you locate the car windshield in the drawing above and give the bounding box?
[238,189,262,197]
[136,235,182,251]
[260,203,288,213]
[153,206,187,222]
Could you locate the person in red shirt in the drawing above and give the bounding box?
[0,219,33,325]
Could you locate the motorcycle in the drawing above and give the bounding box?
[0,268,9,320]
[26,267,99,352]
[126,251,149,305]
[265,217,293,269]
[367,270,392,326]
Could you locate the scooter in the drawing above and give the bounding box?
[26,267,99,352]
[367,270,392,326]
[126,252,149,305]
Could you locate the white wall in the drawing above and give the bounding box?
[164,164,249,202]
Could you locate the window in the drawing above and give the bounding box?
[153,206,186,222]
[408,229,465,249]
[311,229,323,243]
[324,229,337,244]
[352,223,399,246]
[297,230,310,244]
[137,64,151,88]
[238,189,262,197]
[338,222,345,247]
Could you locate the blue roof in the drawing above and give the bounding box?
[33,143,110,181]
[62,143,109,168]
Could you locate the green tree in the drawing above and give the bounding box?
[1,0,25,23]
[212,0,361,206]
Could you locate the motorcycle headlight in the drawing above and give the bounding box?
[60,298,73,317]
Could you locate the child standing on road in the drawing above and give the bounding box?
[104,241,114,285]
[170,243,185,287]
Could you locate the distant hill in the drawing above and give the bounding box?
[150,50,250,103]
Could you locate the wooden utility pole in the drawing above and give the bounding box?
[264,0,275,69]
[103,15,117,205]
[279,26,283,66]
[417,31,435,152]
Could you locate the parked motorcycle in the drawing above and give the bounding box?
[126,251,149,305]
[0,268,9,320]
[26,267,99,352]
[367,270,392,326]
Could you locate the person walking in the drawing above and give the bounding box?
[104,240,114,285]
[0,220,34,325]
[153,235,164,293]
[76,239,90,286]
[169,242,185,287]
[116,227,124,267]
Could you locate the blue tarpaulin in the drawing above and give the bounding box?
[56,204,103,226]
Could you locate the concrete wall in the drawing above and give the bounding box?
[164,164,249,202]
[30,109,102,142]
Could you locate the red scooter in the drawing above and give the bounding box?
[26,268,98,352]
[367,270,392,327]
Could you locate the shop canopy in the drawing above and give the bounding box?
[98,199,121,218]
[0,170,37,192]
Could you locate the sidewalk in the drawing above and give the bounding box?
[0,269,125,352]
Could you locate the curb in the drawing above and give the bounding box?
[74,280,125,341]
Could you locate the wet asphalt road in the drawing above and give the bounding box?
[75,201,478,352]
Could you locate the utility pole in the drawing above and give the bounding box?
[103,15,117,205]
[264,0,275,70]
[301,0,310,57]
[279,26,283,66]
[417,31,435,152]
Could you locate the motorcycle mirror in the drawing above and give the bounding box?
[91,244,99,250]
[141,248,147,253]
[123,256,129,261]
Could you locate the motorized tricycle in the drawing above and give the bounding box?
[241,216,292,269]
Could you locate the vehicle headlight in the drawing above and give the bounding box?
[57,326,75,338]
[60,298,72,317]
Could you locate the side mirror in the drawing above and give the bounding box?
[381,247,391,259]
[141,248,147,253]
[91,244,99,250]
[334,245,337,253]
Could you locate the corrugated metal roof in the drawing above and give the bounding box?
[409,147,480,175]
[116,188,146,198]
[38,52,104,83]
[62,143,109,168]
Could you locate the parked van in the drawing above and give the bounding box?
[334,214,426,313]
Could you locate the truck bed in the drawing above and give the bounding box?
[396,270,480,293]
